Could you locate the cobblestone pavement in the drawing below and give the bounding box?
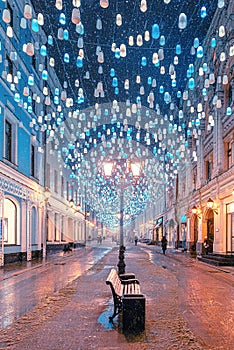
[0,244,233,350]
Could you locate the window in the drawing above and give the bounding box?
[61,176,64,197]
[54,213,60,241]
[54,170,58,193]
[3,198,17,245]
[5,120,12,162]
[61,216,65,241]
[31,207,37,245]
[66,181,69,200]
[206,160,212,181]
[204,154,213,182]
[4,109,17,165]
[227,140,234,169]
[31,144,35,177]
[228,83,233,107]
[192,167,197,190]
[46,163,50,188]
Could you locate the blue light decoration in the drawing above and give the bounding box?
[188,78,195,90]
[211,37,216,48]
[40,45,47,56]
[141,57,147,66]
[193,37,200,48]
[63,29,69,40]
[64,53,70,63]
[14,93,20,103]
[152,23,160,39]
[76,56,83,68]
[196,45,204,58]
[112,77,118,87]
[48,35,53,45]
[31,19,39,32]
[59,13,66,25]
[114,48,120,59]
[176,44,181,55]
[200,6,207,18]
[110,68,115,77]
[42,70,48,80]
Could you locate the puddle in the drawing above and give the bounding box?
[98,303,115,330]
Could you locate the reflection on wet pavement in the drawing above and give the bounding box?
[0,246,111,329]
[98,302,115,331]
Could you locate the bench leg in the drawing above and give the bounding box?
[109,296,122,322]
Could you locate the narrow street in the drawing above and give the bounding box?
[0,241,233,349]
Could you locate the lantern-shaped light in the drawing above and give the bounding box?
[25,42,34,56]
[24,4,32,19]
[178,13,187,30]
[72,8,80,24]
[55,0,63,10]
[116,14,122,26]
[2,9,11,23]
[100,0,109,8]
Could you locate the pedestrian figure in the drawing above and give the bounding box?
[134,236,138,246]
[203,236,209,255]
[161,235,167,255]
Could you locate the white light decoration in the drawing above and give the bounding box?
[55,0,63,10]
[24,4,32,19]
[116,14,122,26]
[140,0,147,13]
[38,13,44,26]
[178,13,187,30]
[6,26,13,37]
[2,9,11,23]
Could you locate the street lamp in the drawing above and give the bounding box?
[103,160,141,274]
[207,197,218,215]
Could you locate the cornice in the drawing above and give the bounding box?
[0,161,43,202]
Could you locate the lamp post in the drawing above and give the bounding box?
[103,160,141,275]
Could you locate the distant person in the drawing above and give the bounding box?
[161,235,168,255]
[134,236,138,246]
[203,236,210,255]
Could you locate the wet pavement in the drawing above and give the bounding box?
[0,243,112,329]
[0,241,233,349]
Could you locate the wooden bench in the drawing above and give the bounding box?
[106,269,145,333]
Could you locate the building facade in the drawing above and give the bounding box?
[0,0,90,265]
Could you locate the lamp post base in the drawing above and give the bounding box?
[117,245,126,275]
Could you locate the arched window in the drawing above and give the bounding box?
[31,206,37,245]
[4,198,17,245]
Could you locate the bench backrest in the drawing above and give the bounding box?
[106,269,122,297]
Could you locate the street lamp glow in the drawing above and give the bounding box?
[130,162,141,177]
[103,162,114,177]
[102,159,142,274]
